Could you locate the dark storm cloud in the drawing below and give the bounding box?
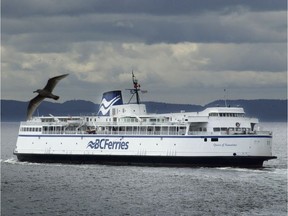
[2,0,286,103]
[2,0,286,18]
[2,10,286,54]
[2,0,286,48]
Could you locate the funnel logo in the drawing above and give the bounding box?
[97,90,123,116]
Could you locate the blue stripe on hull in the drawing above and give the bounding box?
[18,134,272,139]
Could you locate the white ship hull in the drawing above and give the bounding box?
[14,133,275,167]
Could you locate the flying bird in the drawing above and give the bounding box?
[27,74,69,120]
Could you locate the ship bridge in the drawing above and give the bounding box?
[110,104,147,117]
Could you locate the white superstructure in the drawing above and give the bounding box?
[14,74,276,167]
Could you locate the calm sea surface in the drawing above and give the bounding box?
[1,122,287,216]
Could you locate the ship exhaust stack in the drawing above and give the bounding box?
[97,90,123,116]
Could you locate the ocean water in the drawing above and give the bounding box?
[1,122,287,216]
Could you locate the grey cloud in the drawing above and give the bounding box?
[2,0,286,18]
[198,43,287,72]
[2,0,286,104]
[2,10,286,54]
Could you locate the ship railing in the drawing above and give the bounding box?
[92,130,185,136]
[41,129,272,136]
[187,131,272,136]
[188,131,214,135]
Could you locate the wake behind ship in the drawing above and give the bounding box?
[14,73,276,167]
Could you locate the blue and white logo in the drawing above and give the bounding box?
[87,139,129,150]
[97,90,123,116]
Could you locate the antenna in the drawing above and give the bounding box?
[126,71,147,104]
[132,71,140,104]
[224,89,228,107]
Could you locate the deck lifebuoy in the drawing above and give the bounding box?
[236,122,240,128]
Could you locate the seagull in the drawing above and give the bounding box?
[27,74,69,120]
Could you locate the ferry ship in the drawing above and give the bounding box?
[14,73,276,167]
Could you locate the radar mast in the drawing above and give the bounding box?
[127,71,146,104]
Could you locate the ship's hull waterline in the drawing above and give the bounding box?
[14,154,275,168]
[14,134,275,167]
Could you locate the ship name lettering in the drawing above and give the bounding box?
[213,143,237,147]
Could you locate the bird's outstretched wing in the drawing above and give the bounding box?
[27,95,45,120]
[43,74,69,92]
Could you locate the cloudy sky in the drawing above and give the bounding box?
[2,0,287,105]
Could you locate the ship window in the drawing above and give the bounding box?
[140,126,146,134]
[211,138,218,142]
[204,138,207,142]
[213,128,220,132]
[169,126,177,135]
[209,113,217,117]
[119,127,125,133]
[155,126,161,135]
[147,126,153,134]
[162,126,168,135]
[126,127,132,133]
[133,126,138,134]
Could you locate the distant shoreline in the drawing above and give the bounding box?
[1,99,287,122]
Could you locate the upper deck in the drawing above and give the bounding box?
[19,102,269,137]
[19,73,268,137]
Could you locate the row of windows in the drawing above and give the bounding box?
[209,113,244,117]
[95,125,187,135]
[43,126,65,132]
[21,127,42,132]
[213,127,250,132]
[22,125,188,136]
[86,117,169,123]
